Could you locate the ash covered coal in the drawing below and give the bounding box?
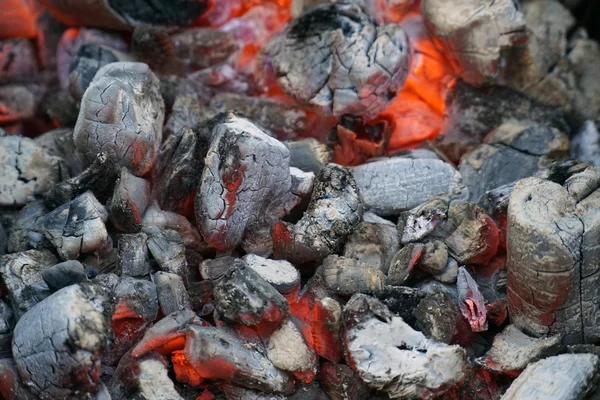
[1,0,600,399]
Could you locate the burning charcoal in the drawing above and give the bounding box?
[272,164,362,264]
[459,121,570,203]
[0,84,44,125]
[571,120,600,165]
[0,358,36,400]
[319,362,370,400]
[184,325,294,393]
[418,240,448,276]
[564,167,600,202]
[41,260,88,291]
[500,354,600,400]
[73,62,165,176]
[219,384,286,400]
[481,183,513,250]
[200,256,238,281]
[68,43,131,100]
[353,157,467,217]
[12,283,110,399]
[368,286,424,326]
[422,0,525,85]
[457,267,487,332]
[241,226,274,257]
[34,128,86,176]
[413,291,464,345]
[398,198,448,244]
[242,254,300,296]
[146,227,187,278]
[267,318,318,380]
[321,255,385,297]
[195,113,295,251]
[154,271,191,316]
[343,212,399,274]
[45,152,118,209]
[309,296,343,363]
[109,352,186,400]
[213,261,289,326]
[263,2,410,120]
[0,38,39,84]
[387,243,424,286]
[142,202,208,253]
[344,294,468,399]
[41,0,209,30]
[433,256,460,283]
[83,237,118,274]
[40,191,108,260]
[188,281,214,315]
[434,81,570,163]
[117,232,149,277]
[7,201,48,253]
[164,95,214,139]
[288,383,330,400]
[210,93,314,140]
[478,325,563,377]
[0,249,57,318]
[109,167,151,233]
[0,136,65,206]
[284,138,331,174]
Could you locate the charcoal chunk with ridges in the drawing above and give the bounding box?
[146,227,187,280]
[117,232,149,277]
[321,255,385,297]
[154,271,191,316]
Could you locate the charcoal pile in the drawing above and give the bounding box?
[2,0,600,399]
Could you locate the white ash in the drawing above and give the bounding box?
[242,254,300,293]
[267,318,317,374]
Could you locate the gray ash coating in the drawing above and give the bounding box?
[107,0,208,27]
[289,5,365,40]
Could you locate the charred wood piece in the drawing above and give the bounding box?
[200,256,238,281]
[241,254,300,295]
[457,266,487,332]
[264,2,411,119]
[154,271,191,316]
[413,291,464,345]
[117,232,150,277]
[34,128,86,177]
[109,167,151,233]
[0,38,40,85]
[0,84,45,124]
[284,138,331,174]
[319,361,370,400]
[164,95,214,139]
[321,255,385,297]
[41,260,88,291]
[6,201,48,253]
[387,243,424,286]
[146,227,187,279]
[74,62,165,176]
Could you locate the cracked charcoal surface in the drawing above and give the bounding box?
[117,232,149,277]
[12,284,111,399]
[353,157,468,217]
[0,136,65,207]
[68,43,122,101]
[34,128,86,177]
[39,191,109,261]
[146,227,187,280]
[195,114,294,251]
[109,167,150,233]
[264,2,410,120]
[272,163,362,264]
[343,294,467,399]
[7,201,49,253]
[154,271,191,316]
[74,62,165,176]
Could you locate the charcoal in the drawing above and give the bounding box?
[164,95,213,139]
[321,255,385,297]
[343,212,399,274]
[433,256,459,283]
[74,62,165,176]
[34,128,86,176]
[184,325,293,393]
[6,202,49,253]
[264,2,410,120]
[507,176,594,343]
[501,354,600,400]
[471,256,508,303]
[210,93,313,140]
[481,183,513,250]
[418,240,448,275]
[241,226,274,257]
[188,280,214,314]
[0,299,14,356]
[272,164,362,264]
[219,384,286,400]
[83,237,118,274]
[154,271,191,316]
[353,157,467,216]
[0,249,57,318]
[0,136,65,206]
[478,325,563,376]
[459,121,570,203]
[284,138,331,174]
[241,254,300,295]
[571,120,600,165]
[457,267,487,332]
[319,361,370,400]
[12,284,111,399]
[153,127,205,214]
[42,0,208,30]
[117,232,149,277]
[422,0,525,85]
[0,38,39,84]
[288,383,330,400]
[0,358,37,400]
[213,261,289,326]
[343,294,467,399]
[142,202,208,253]
[0,223,6,256]
[564,166,600,202]
[45,152,119,209]
[109,352,186,400]
[200,256,238,281]
[41,260,88,291]
[267,318,318,379]
[308,296,343,363]
[195,114,296,251]
[0,84,44,125]
[40,191,109,260]
[368,286,424,326]
[413,291,463,344]
[146,227,187,279]
[398,198,448,244]
[387,243,424,286]
[109,167,151,232]
[68,43,129,100]
[435,81,571,163]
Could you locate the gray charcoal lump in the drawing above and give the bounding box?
[73,62,165,176]
[109,167,151,233]
[41,260,88,292]
[154,271,191,316]
[264,2,411,119]
[117,232,149,277]
[321,255,386,297]
[146,227,187,279]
